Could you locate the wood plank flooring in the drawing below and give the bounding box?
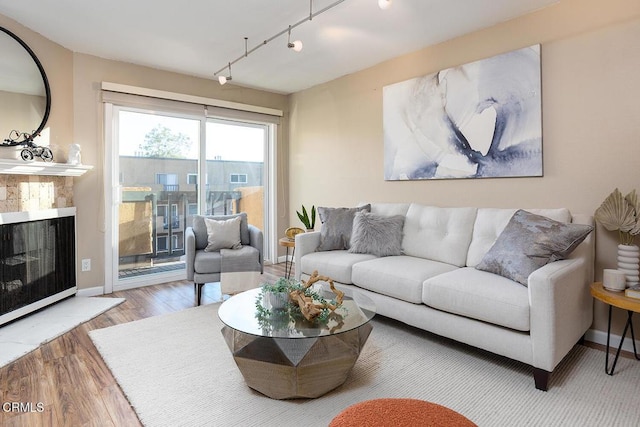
[0,263,288,427]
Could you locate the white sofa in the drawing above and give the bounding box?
[294,203,594,391]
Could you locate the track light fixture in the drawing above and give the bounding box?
[217,62,232,85]
[213,0,390,85]
[287,26,303,52]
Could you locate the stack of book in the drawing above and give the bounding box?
[625,284,640,299]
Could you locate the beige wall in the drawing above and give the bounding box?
[289,0,640,336]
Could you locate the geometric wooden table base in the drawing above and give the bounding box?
[222,323,373,399]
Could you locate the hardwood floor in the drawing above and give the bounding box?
[0,263,288,427]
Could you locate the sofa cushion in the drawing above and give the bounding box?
[349,212,405,257]
[192,213,250,250]
[352,256,458,304]
[466,208,572,267]
[402,204,477,267]
[368,202,411,217]
[423,267,530,331]
[300,250,376,284]
[317,205,371,251]
[475,210,593,286]
[204,216,242,251]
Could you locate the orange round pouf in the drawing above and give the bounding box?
[329,398,477,427]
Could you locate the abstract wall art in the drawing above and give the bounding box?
[383,45,542,180]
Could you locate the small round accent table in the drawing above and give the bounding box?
[590,282,640,375]
[330,398,477,427]
[278,237,295,279]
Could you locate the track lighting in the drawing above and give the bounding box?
[287,26,303,52]
[378,0,392,10]
[217,63,232,85]
[213,0,390,85]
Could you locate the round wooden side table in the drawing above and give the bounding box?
[278,237,295,279]
[590,282,640,375]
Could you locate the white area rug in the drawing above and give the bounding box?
[0,296,124,368]
[90,303,640,427]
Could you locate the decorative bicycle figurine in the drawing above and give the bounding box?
[2,129,53,162]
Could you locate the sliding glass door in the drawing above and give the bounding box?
[116,109,200,282]
[108,104,274,290]
[205,119,267,229]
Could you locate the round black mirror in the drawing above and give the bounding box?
[0,26,51,145]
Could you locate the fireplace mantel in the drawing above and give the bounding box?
[0,159,93,177]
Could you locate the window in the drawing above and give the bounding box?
[157,235,168,253]
[187,173,198,185]
[230,173,248,184]
[156,173,178,185]
[157,173,179,191]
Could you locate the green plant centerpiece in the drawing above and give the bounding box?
[255,271,344,330]
[594,188,640,245]
[296,204,316,231]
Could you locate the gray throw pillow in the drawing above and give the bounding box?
[204,216,242,251]
[317,204,371,251]
[476,209,593,286]
[349,212,405,257]
[192,213,250,249]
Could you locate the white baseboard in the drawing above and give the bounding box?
[585,328,639,354]
[114,270,186,292]
[76,286,106,297]
[277,255,292,264]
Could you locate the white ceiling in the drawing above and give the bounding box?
[0,0,558,94]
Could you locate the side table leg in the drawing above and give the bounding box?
[287,247,295,279]
[628,311,640,361]
[606,308,634,375]
[284,247,291,279]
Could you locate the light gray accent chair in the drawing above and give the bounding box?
[185,213,263,305]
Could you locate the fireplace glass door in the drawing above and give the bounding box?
[0,215,76,319]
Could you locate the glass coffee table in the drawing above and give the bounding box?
[218,285,376,399]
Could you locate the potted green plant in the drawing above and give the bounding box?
[259,277,295,309]
[296,204,316,231]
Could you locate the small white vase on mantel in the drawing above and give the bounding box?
[617,244,640,287]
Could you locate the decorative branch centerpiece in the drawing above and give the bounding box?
[256,271,344,324]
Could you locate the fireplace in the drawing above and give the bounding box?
[0,208,76,326]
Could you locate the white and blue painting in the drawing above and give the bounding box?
[383,45,542,180]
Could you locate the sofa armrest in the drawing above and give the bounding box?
[528,257,591,371]
[294,231,321,280]
[185,227,196,281]
[248,224,264,273]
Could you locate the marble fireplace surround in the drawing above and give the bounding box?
[0,159,92,326]
[0,159,92,213]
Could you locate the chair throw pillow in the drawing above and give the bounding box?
[349,211,405,257]
[317,204,371,251]
[193,213,250,250]
[204,216,242,252]
[476,209,593,286]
